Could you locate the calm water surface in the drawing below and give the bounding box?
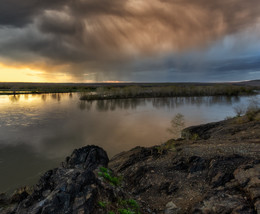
[0,93,259,192]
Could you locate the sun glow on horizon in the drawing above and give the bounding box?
[0,63,80,83]
[0,63,50,82]
[0,63,129,83]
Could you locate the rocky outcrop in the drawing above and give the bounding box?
[0,146,133,214]
[181,113,260,141]
[1,116,259,214]
[110,117,260,213]
[110,147,260,213]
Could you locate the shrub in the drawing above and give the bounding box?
[167,113,185,138]
[233,105,246,117]
[155,140,176,154]
[233,98,260,122]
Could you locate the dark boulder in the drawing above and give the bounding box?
[63,146,109,170]
[4,145,109,214]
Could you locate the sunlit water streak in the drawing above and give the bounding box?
[0,93,259,193]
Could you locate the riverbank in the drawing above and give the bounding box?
[0,109,260,213]
[0,81,259,98]
[80,85,256,101]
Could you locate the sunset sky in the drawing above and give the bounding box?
[0,0,260,82]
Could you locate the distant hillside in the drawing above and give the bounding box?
[234,80,260,87]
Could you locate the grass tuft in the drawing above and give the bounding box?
[98,167,122,186]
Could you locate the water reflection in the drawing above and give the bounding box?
[95,98,146,111]
[51,93,61,101]
[24,94,29,100]
[9,95,20,102]
[41,94,47,102]
[5,94,245,111]
[151,96,240,109]
[78,96,243,112]
[0,144,60,194]
[0,93,259,193]
[6,93,74,104]
[78,100,93,111]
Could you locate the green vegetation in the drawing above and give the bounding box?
[98,201,107,209]
[0,82,257,98]
[97,168,140,213]
[118,209,135,214]
[190,133,200,141]
[0,83,96,95]
[118,199,140,214]
[155,139,176,154]
[98,167,122,186]
[80,84,256,100]
[98,199,140,214]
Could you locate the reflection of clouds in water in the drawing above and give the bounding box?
[0,93,74,128]
[0,103,172,158]
[0,93,259,193]
[0,144,61,193]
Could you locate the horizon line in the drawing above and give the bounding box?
[0,79,259,84]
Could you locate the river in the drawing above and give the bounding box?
[0,93,259,193]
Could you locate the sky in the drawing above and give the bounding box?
[0,0,260,82]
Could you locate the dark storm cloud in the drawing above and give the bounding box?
[0,0,66,27]
[69,0,127,17]
[38,15,80,35]
[0,0,260,80]
[111,53,260,82]
[213,56,260,72]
